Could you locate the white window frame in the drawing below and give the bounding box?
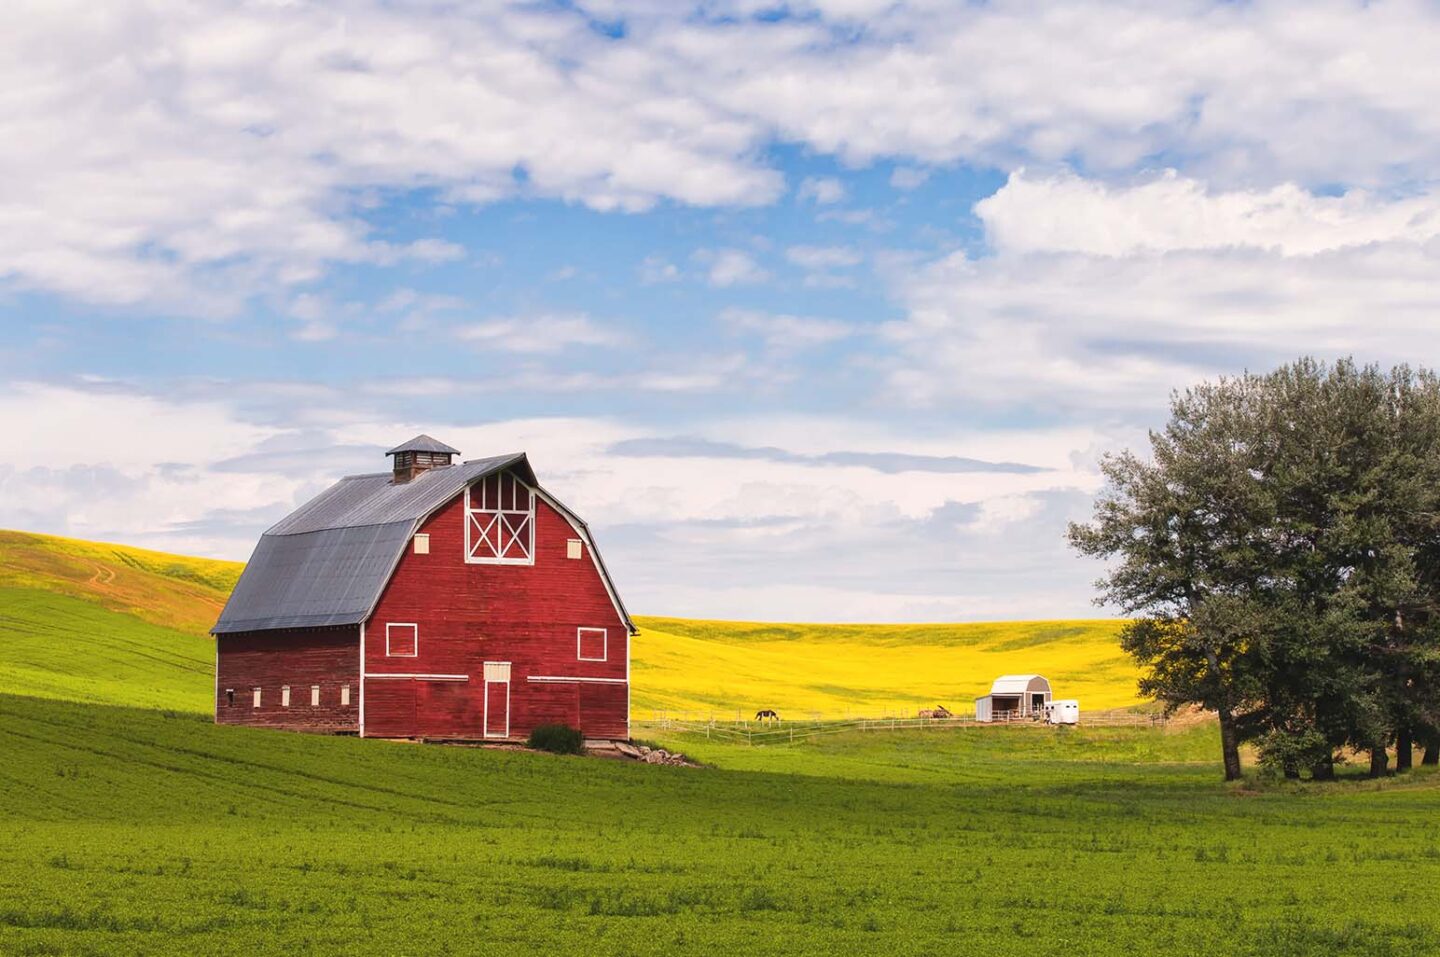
[413,533,430,555]
[281,685,291,707]
[341,684,351,706]
[252,687,262,708]
[311,685,321,707]
[464,472,536,566]
[577,627,607,662]
[566,538,583,560]
[386,622,419,658]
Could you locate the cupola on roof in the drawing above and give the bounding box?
[386,434,461,457]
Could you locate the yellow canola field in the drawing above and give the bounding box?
[630,616,1145,719]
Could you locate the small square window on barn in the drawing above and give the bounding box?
[386,622,418,657]
[252,687,262,708]
[281,685,291,707]
[311,685,321,707]
[341,684,351,706]
[566,538,583,560]
[577,627,607,662]
[413,533,430,555]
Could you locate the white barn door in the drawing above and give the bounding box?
[484,662,511,739]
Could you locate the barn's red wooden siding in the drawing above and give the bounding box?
[215,627,359,732]
[363,484,629,741]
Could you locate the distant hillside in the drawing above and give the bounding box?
[0,531,240,712]
[0,530,1145,718]
[631,616,1143,717]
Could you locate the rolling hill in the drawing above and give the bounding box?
[0,529,1144,718]
[0,531,238,712]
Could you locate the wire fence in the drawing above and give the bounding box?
[636,708,1167,746]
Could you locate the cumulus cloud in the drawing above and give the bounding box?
[890,167,930,190]
[785,245,863,269]
[703,249,770,287]
[884,172,1440,414]
[797,176,847,204]
[638,255,681,284]
[455,313,626,354]
[979,171,1440,256]
[8,1,1440,311]
[0,383,1116,620]
[719,307,855,351]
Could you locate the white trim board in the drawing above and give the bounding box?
[527,675,627,684]
[364,673,470,681]
[359,621,366,737]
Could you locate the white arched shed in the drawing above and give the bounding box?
[975,674,1052,722]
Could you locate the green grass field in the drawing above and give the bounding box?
[5,529,1440,955]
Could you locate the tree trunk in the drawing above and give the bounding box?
[1217,707,1242,781]
[1310,753,1335,781]
[1396,728,1414,773]
[1423,744,1439,766]
[1370,746,1389,778]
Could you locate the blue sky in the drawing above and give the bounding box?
[5,1,1440,621]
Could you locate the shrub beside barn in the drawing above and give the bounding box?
[211,436,635,742]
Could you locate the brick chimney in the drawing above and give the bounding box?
[386,435,460,484]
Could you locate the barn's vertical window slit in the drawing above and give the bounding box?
[311,685,320,707]
[282,685,291,708]
[225,688,234,707]
[341,685,351,706]
[252,687,262,708]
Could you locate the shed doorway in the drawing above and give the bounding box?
[484,662,511,739]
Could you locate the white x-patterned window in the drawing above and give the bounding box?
[465,470,535,564]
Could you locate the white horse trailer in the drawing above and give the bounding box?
[1045,699,1080,725]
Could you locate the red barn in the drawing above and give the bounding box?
[211,436,635,741]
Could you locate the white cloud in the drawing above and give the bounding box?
[720,308,855,350]
[883,172,1440,413]
[785,245,863,269]
[638,255,681,284]
[9,2,1440,312]
[0,383,1117,620]
[890,167,930,190]
[455,313,624,354]
[979,170,1440,257]
[797,176,847,204]
[703,248,770,287]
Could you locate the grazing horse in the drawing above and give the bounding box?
[755,709,780,723]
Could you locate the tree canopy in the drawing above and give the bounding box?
[1069,359,1440,780]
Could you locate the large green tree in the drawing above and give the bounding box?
[1070,359,1440,780]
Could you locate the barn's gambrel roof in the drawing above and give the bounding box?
[989,674,1051,695]
[213,453,634,635]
